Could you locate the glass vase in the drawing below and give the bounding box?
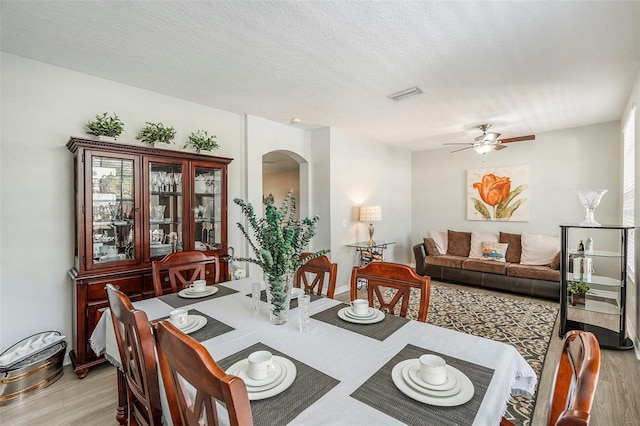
[265,272,293,325]
[575,189,607,226]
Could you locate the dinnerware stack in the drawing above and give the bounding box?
[226,350,297,400]
[391,355,475,406]
[337,300,385,324]
[169,308,208,334]
[178,283,219,299]
[0,331,66,369]
[290,287,304,299]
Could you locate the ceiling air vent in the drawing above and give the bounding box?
[387,86,423,101]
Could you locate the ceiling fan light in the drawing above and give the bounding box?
[473,143,495,155]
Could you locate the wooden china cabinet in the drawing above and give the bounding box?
[67,137,232,378]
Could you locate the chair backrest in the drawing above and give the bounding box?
[152,251,220,296]
[548,330,601,426]
[295,252,338,298]
[106,284,162,426]
[350,262,431,322]
[154,320,254,426]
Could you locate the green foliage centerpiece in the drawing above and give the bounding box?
[234,190,328,324]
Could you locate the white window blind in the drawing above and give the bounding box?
[622,106,635,275]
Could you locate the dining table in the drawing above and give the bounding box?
[90,277,537,426]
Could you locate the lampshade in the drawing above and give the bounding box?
[473,143,495,155]
[359,205,382,222]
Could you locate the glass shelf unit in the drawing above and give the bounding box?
[559,224,633,350]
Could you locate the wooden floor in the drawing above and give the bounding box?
[1,281,638,425]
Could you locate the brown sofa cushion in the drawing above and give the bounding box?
[423,237,442,256]
[500,232,522,263]
[447,230,471,257]
[425,255,466,269]
[507,263,560,282]
[462,259,509,275]
[550,251,561,270]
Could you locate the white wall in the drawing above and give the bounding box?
[328,128,413,292]
[0,53,246,357]
[263,168,301,218]
[411,122,621,243]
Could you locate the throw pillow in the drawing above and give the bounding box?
[499,232,522,263]
[550,251,561,270]
[481,242,508,262]
[469,231,499,259]
[423,237,442,256]
[446,230,472,257]
[521,233,560,266]
[429,230,448,254]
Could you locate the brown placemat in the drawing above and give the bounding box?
[254,290,323,309]
[159,284,238,308]
[217,342,339,426]
[157,309,234,343]
[311,303,409,341]
[351,344,495,426]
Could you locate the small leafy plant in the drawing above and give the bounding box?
[184,130,219,153]
[136,122,176,146]
[567,281,590,295]
[86,112,124,139]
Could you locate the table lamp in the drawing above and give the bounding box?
[359,205,382,246]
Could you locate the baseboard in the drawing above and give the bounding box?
[627,320,640,360]
[334,284,350,297]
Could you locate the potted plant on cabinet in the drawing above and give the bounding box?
[568,281,590,306]
[233,189,328,325]
[86,112,124,140]
[135,122,176,146]
[184,130,219,153]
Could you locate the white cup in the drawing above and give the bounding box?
[169,308,188,327]
[188,279,207,292]
[419,354,447,385]
[350,299,369,315]
[247,350,275,380]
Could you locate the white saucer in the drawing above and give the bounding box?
[171,316,196,330]
[290,287,304,299]
[403,363,462,397]
[178,286,219,299]
[344,307,378,320]
[226,356,296,400]
[337,307,385,324]
[228,360,287,392]
[392,359,474,406]
[175,315,207,334]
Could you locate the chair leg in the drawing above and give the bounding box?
[116,369,128,425]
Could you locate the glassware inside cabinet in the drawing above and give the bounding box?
[91,156,135,264]
[149,163,184,258]
[193,167,222,251]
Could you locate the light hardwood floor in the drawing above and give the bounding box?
[1,281,638,425]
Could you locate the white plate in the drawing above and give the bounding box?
[227,356,296,400]
[172,316,196,330]
[343,307,378,320]
[290,287,304,299]
[403,363,462,397]
[337,307,385,324]
[228,360,287,392]
[178,286,219,299]
[177,315,207,334]
[392,359,474,406]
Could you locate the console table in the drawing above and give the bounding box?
[347,241,395,266]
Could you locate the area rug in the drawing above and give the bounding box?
[380,282,558,426]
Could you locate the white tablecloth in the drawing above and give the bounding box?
[90,278,536,426]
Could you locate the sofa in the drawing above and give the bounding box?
[413,230,560,301]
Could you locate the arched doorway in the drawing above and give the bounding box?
[262,151,304,220]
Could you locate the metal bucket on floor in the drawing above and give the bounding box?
[0,340,67,405]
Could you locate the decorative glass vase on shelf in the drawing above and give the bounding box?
[575,189,607,226]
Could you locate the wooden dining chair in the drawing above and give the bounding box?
[295,252,338,298]
[152,251,220,296]
[106,284,162,426]
[349,262,431,322]
[154,320,254,426]
[501,330,601,426]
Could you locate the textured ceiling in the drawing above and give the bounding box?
[2,1,639,151]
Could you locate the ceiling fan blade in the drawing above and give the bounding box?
[443,143,473,146]
[494,144,508,151]
[499,135,535,143]
[450,146,473,153]
[475,132,501,143]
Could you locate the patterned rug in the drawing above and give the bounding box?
[379,282,558,426]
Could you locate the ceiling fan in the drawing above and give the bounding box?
[444,124,535,155]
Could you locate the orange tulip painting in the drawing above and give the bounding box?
[467,166,529,221]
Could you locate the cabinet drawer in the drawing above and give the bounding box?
[86,275,144,302]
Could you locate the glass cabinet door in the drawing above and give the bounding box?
[193,166,222,251]
[149,162,185,259]
[91,155,136,266]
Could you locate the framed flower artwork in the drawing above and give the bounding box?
[467,165,529,221]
